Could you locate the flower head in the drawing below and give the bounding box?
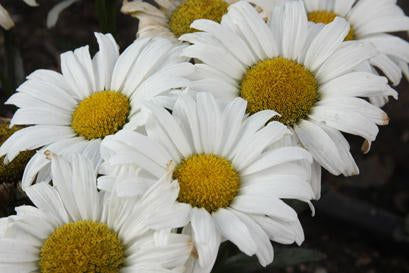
[0,32,193,189]
[180,1,397,185]
[253,0,409,106]
[121,0,285,42]
[0,152,192,272]
[101,92,315,271]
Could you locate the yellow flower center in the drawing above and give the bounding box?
[173,153,240,213]
[71,91,129,140]
[240,57,319,126]
[40,220,125,273]
[168,0,229,38]
[0,123,35,183]
[307,10,355,41]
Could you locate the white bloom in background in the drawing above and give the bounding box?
[101,92,315,272]
[121,0,235,42]
[46,0,81,28]
[0,32,193,189]
[254,0,409,106]
[121,0,284,42]
[0,152,192,273]
[0,4,15,30]
[180,1,397,183]
[0,0,38,30]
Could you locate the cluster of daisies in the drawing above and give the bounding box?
[0,0,408,272]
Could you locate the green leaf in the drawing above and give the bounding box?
[212,253,261,273]
[270,247,327,268]
[211,247,327,273]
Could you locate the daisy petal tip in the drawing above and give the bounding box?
[190,243,199,259]
[44,150,55,160]
[307,201,315,217]
[383,113,390,125]
[361,139,372,155]
[386,86,399,100]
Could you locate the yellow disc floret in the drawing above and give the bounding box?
[308,10,355,41]
[173,153,240,213]
[169,0,229,38]
[71,91,129,140]
[240,57,319,126]
[0,123,35,183]
[40,220,125,273]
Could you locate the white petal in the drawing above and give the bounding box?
[240,174,315,201]
[232,121,289,170]
[24,183,69,225]
[47,0,80,28]
[0,125,75,162]
[191,208,220,269]
[10,107,71,126]
[304,17,350,72]
[316,42,377,83]
[110,38,151,94]
[189,19,258,66]
[231,195,297,222]
[213,208,257,256]
[241,147,312,175]
[71,154,101,222]
[309,104,380,141]
[0,4,14,30]
[182,44,246,81]
[280,1,308,62]
[319,71,397,99]
[145,102,192,158]
[93,32,119,91]
[233,210,274,266]
[370,54,402,86]
[252,215,304,245]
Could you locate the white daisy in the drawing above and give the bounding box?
[120,0,285,42]
[0,0,38,30]
[121,0,235,42]
[254,0,409,106]
[180,1,397,180]
[101,92,316,272]
[0,32,193,189]
[0,152,193,273]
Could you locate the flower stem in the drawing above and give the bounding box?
[95,0,117,35]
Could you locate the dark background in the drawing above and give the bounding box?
[0,0,408,272]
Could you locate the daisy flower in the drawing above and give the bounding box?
[0,32,193,189]
[0,0,38,30]
[0,152,192,273]
[121,0,284,42]
[254,0,409,105]
[180,1,397,180]
[101,92,316,271]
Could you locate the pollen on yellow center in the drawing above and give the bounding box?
[40,220,125,273]
[71,90,129,140]
[168,0,229,38]
[240,57,319,126]
[307,10,355,41]
[173,153,240,213]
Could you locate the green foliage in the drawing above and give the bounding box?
[212,242,326,273]
[95,0,117,35]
